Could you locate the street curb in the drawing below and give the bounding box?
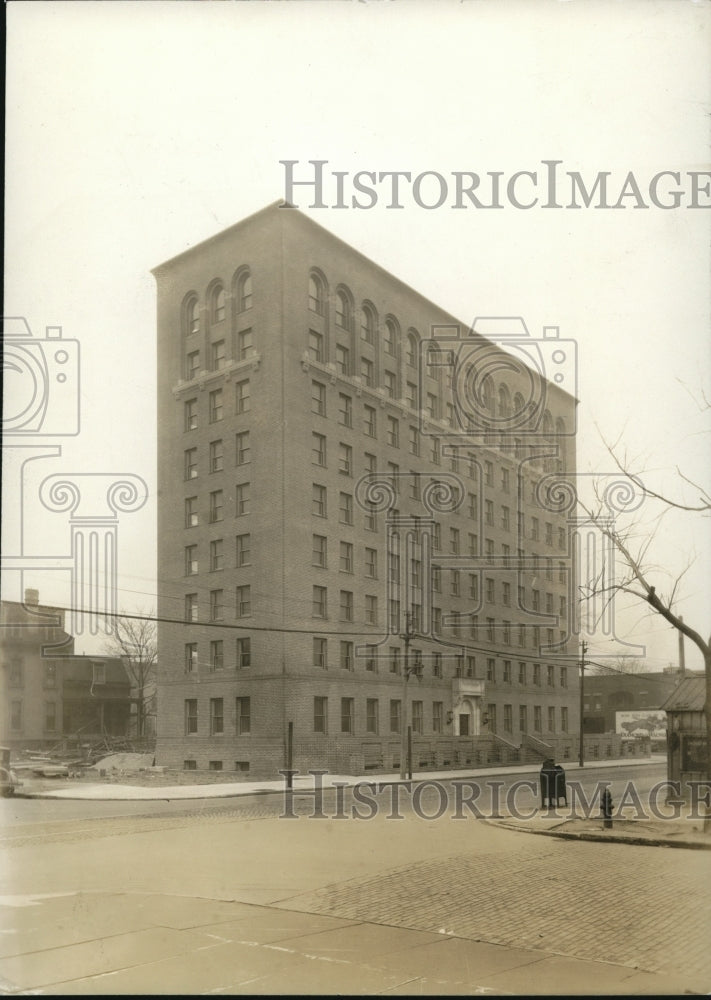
[484,818,711,850]
[14,757,666,802]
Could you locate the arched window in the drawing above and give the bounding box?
[308,274,325,316]
[498,384,511,418]
[406,331,419,367]
[336,290,352,330]
[185,296,200,337]
[542,410,554,439]
[383,318,398,357]
[481,376,494,413]
[237,272,252,312]
[555,417,566,437]
[361,304,377,345]
[211,284,226,324]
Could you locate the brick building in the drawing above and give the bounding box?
[583,668,686,734]
[154,202,580,777]
[0,589,131,749]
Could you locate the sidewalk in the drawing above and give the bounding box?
[18,754,665,801]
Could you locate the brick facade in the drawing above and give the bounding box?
[154,203,580,778]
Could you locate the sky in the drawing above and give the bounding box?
[3,0,710,669]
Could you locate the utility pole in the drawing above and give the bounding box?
[399,611,416,780]
[579,639,588,767]
[678,615,686,677]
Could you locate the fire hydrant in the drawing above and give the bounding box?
[601,788,613,829]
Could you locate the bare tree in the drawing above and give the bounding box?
[578,409,710,807]
[103,612,157,738]
[588,655,651,676]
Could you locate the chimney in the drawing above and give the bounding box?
[24,588,39,607]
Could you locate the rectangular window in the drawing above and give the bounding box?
[366,698,379,734]
[561,707,569,733]
[313,534,327,568]
[534,706,542,733]
[449,527,460,554]
[484,461,493,486]
[364,405,377,438]
[364,547,377,578]
[210,640,224,671]
[486,658,495,681]
[209,589,224,621]
[545,522,553,546]
[185,398,198,431]
[389,598,400,632]
[485,500,494,526]
[209,490,224,523]
[426,392,438,420]
[236,585,251,618]
[406,383,418,410]
[211,339,226,370]
[518,661,526,684]
[466,655,476,678]
[209,539,223,571]
[341,697,354,733]
[501,468,510,493]
[312,483,327,517]
[185,699,198,735]
[433,653,443,679]
[339,491,353,525]
[558,527,566,550]
[503,659,512,683]
[235,379,250,414]
[339,442,353,476]
[432,566,441,593]
[360,357,374,386]
[389,647,401,674]
[312,432,326,467]
[485,577,495,603]
[451,570,460,597]
[486,617,495,641]
[44,701,57,733]
[236,697,251,735]
[430,437,440,465]
[235,430,250,465]
[339,540,353,573]
[235,482,250,516]
[185,496,198,528]
[504,704,513,733]
[237,328,252,361]
[309,329,324,361]
[384,371,396,399]
[184,760,197,770]
[547,664,555,686]
[340,590,353,622]
[209,440,223,474]
[365,594,378,625]
[502,506,510,531]
[364,452,376,474]
[433,701,443,734]
[186,351,200,380]
[519,705,528,733]
[386,415,399,448]
[313,585,327,618]
[236,637,251,668]
[185,545,198,576]
[210,698,224,735]
[547,705,556,733]
[338,393,352,427]
[533,663,541,685]
[209,761,223,771]
[236,533,251,567]
[185,448,198,480]
[312,380,327,416]
[340,640,353,671]
[313,637,327,669]
[185,642,197,672]
[487,704,497,733]
[209,388,223,423]
[412,700,423,735]
[314,696,328,733]
[560,666,568,688]
[390,699,401,733]
[502,582,511,606]
[337,344,351,374]
[468,532,478,557]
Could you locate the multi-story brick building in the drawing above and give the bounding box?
[154,202,580,777]
[0,589,131,748]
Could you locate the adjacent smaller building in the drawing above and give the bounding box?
[0,589,131,749]
[583,668,686,734]
[662,675,707,789]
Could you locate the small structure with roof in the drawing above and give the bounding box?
[661,676,707,791]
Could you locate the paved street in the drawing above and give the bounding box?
[0,761,709,994]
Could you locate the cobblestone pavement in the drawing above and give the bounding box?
[276,839,711,984]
